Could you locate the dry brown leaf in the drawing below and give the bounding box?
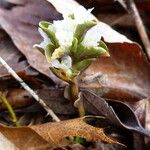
[80,90,150,137]
[30,116,119,147]
[0,125,51,150]
[0,117,120,149]
[80,43,150,101]
[0,0,63,85]
[0,89,34,111]
[0,132,17,150]
[0,29,30,77]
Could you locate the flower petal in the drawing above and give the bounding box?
[81,24,102,47]
[51,55,72,71]
[53,19,76,47]
[74,6,94,24]
[61,55,72,70]
[74,20,97,43]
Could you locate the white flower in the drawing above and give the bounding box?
[36,6,95,50]
[74,7,94,24]
[35,6,107,72]
[63,6,94,24]
[81,24,102,47]
[51,55,72,70]
[53,19,76,48]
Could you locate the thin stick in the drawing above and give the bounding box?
[0,57,60,122]
[117,0,150,59]
[0,92,20,127]
[128,0,150,59]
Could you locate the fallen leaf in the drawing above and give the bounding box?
[80,43,150,101]
[0,86,75,115]
[80,90,150,137]
[0,125,51,150]
[0,132,17,150]
[0,0,63,85]
[0,29,30,77]
[37,89,76,115]
[128,98,149,126]
[0,116,120,149]
[0,88,34,111]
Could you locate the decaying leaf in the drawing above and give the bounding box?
[0,125,51,150]
[0,132,17,150]
[37,89,76,115]
[0,116,120,149]
[80,90,150,137]
[0,89,34,111]
[80,43,150,101]
[0,29,30,77]
[0,0,63,85]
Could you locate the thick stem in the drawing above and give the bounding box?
[70,78,79,102]
[70,78,85,117]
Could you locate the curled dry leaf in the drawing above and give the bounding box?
[0,116,120,149]
[80,90,150,137]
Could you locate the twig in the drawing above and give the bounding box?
[117,0,150,59]
[0,57,60,122]
[0,92,20,127]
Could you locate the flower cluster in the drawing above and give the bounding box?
[34,6,109,82]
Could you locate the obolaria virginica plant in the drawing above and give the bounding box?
[34,6,109,116]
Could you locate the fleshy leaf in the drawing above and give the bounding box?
[69,37,78,56]
[73,59,93,72]
[75,44,109,61]
[99,41,109,52]
[74,21,97,43]
[45,44,55,62]
[39,21,59,47]
[50,67,72,83]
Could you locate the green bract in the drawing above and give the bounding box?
[34,6,109,82]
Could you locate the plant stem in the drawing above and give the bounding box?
[70,78,85,117]
[70,78,79,101]
[0,92,20,127]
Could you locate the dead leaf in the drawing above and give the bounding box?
[0,132,17,150]
[0,0,63,85]
[80,90,150,137]
[0,116,119,149]
[0,29,31,77]
[0,88,34,111]
[0,125,51,150]
[80,43,150,101]
[37,89,76,115]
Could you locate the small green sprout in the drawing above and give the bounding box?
[34,6,109,116]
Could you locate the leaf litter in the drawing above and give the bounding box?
[0,0,150,149]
